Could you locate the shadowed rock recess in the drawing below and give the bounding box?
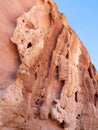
[0,0,98,130]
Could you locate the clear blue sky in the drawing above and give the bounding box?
[54,0,98,71]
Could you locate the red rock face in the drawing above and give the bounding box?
[0,0,98,130]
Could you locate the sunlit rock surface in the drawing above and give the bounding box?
[0,0,98,130]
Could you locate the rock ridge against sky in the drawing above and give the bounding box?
[0,0,98,130]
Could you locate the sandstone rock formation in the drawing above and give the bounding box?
[0,0,98,130]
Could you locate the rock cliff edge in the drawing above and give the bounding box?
[0,0,98,130]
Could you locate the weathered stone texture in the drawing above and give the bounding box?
[0,0,98,130]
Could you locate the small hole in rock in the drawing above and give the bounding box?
[67,44,69,47]
[49,113,52,119]
[52,100,57,105]
[41,95,44,99]
[35,99,40,105]
[22,20,25,23]
[27,42,32,48]
[38,64,40,68]
[35,99,43,106]
[76,116,78,119]
[76,114,80,119]
[62,107,65,110]
[78,114,80,117]
[21,39,23,42]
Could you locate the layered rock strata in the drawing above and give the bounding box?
[0,0,98,130]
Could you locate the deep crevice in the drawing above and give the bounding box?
[60,121,65,128]
[55,66,59,79]
[66,50,69,59]
[60,121,69,129]
[94,93,98,107]
[35,73,37,80]
[88,67,93,79]
[75,91,78,102]
[35,25,64,107]
[45,26,64,79]
[60,80,65,86]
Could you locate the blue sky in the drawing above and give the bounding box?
[54,0,98,71]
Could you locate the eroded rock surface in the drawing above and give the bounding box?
[0,0,98,130]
